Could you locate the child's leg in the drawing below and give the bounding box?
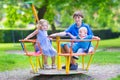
[77,48,84,53]
[61,44,68,53]
[72,48,84,60]
[43,55,51,69]
[88,47,94,53]
[51,56,56,69]
[61,47,65,53]
[64,44,77,64]
[43,55,48,65]
[62,44,78,70]
[51,56,55,65]
[63,44,70,53]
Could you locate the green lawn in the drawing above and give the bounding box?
[99,38,120,48]
[0,38,120,72]
[111,75,120,80]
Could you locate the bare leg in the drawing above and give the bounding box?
[43,55,51,69]
[71,58,76,64]
[51,56,56,65]
[43,55,48,65]
[63,44,70,53]
[64,44,76,65]
[51,56,56,69]
[61,47,65,53]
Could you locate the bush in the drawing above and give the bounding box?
[0,31,4,42]
[93,29,120,39]
[0,29,120,43]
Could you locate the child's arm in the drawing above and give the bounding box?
[67,32,76,39]
[24,29,39,40]
[92,36,100,40]
[50,32,67,37]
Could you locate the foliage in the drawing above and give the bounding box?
[0,31,4,42]
[0,1,34,28]
[0,0,120,32]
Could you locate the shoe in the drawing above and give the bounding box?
[72,56,79,60]
[62,65,66,69]
[70,63,78,70]
[62,64,72,69]
[43,64,51,69]
[52,64,56,69]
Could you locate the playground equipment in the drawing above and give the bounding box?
[19,1,100,75]
[19,39,43,73]
[19,36,100,74]
[19,1,40,73]
[55,36,100,74]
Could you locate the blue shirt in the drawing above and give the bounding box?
[72,35,92,53]
[65,22,93,36]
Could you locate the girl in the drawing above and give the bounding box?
[24,19,57,69]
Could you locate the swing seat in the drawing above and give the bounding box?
[19,39,43,73]
[56,37,100,74]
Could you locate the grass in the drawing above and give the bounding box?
[98,38,120,48]
[77,51,120,65]
[0,38,120,72]
[111,75,120,80]
[0,43,30,71]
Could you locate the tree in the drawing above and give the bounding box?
[0,0,120,32]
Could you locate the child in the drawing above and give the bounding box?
[24,19,57,69]
[67,27,100,59]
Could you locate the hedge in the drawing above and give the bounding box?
[0,29,120,43]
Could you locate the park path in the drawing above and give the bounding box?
[0,64,120,80]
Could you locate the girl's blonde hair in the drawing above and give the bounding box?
[37,19,49,29]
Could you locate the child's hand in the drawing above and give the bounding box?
[49,37,53,40]
[67,32,76,39]
[24,37,28,40]
[49,34,57,37]
[94,36,100,40]
[97,37,100,40]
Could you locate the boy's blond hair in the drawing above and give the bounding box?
[79,27,87,34]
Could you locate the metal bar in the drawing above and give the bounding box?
[56,36,61,70]
[86,54,93,70]
[82,56,85,70]
[29,56,35,73]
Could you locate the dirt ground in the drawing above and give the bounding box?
[0,64,120,80]
[2,49,120,80]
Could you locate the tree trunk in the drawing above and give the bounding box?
[51,23,56,33]
[37,5,47,19]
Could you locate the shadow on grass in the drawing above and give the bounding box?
[29,73,94,80]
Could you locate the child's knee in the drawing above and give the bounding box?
[88,47,94,53]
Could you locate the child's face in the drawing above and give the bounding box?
[74,16,83,26]
[79,28,87,37]
[41,22,48,30]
